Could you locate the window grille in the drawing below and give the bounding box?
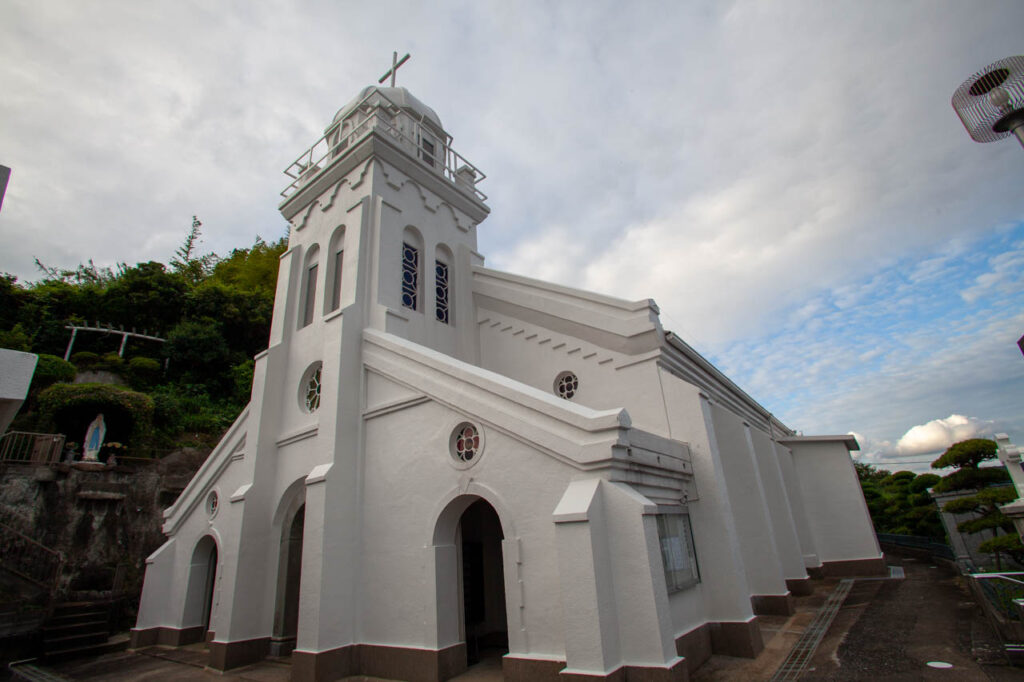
[554,371,578,399]
[304,364,322,413]
[401,242,419,310]
[435,260,449,324]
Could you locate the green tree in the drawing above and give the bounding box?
[170,217,217,286]
[932,438,1021,569]
[102,261,187,335]
[164,318,232,391]
[855,463,943,537]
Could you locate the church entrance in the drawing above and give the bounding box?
[184,535,217,640]
[458,499,508,667]
[271,502,305,656]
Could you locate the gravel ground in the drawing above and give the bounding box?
[802,554,1022,681]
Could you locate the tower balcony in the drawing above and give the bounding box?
[281,87,487,202]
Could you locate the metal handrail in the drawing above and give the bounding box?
[0,522,64,592]
[281,88,487,201]
[972,572,1024,621]
[0,432,65,465]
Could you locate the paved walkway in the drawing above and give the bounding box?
[26,554,1024,681]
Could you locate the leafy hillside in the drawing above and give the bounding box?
[1,228,287,453]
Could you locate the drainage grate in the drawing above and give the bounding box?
[770,579,854,681]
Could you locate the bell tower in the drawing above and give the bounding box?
[274,84,490,364]
[213,81,491,659]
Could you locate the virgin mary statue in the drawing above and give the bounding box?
[83,413,107,462]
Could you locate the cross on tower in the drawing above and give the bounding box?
[378,51,411,88]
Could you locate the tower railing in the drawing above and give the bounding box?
[282,88,486,202]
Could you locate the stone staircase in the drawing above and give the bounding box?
[39,601,128,662]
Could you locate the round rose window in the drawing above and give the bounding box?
[554,371,578,400]
[451,423,481,463]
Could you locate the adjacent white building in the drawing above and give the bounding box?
[132,85,884,682]
[0,348,37,435]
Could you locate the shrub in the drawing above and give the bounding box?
[230,358,255,406]
[127,356,163,391]
[70,351,100,369]
[0,324,32,351]
[96,352,125,374]
[30,354,76,392]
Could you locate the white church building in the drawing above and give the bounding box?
[132,84,885,682]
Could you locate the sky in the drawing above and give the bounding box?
[1,0,1022,474]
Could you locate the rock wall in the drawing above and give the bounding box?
[0,448,209,602]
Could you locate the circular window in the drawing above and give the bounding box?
[206,491,219,517]
[554,371,578,400]
[300,362,323,413]
[450,422,482,465]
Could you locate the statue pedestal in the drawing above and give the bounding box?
[73,461,106,472]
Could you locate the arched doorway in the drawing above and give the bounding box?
[184,535,218,641]
[271,502,305,656]
[458,499,508,667]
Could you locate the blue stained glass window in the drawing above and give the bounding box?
[401,242,419,310]
[435,260,449,324]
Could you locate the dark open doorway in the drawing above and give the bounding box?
[459,498,508,667]
[185,535,218,640]
[271,502,305,656]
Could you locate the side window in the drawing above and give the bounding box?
[299,245,320,329]
[657,513,700,592]
[302,262,318,327]
[327,226,345,314]
[419,132,435,167]
[330,248,344,312]
[401,242,419,311]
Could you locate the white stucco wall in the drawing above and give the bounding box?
[0,348,37,434]
[785,438,882,564]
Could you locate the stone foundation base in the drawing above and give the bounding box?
[208,636,270,671]
[750,592,795,616]
[674,617,764,671]
[290,645,686,682]
[820,556,887,577]
[291,642,466,682]
[268,636,296,657]
[785,577,813,596]
[503,655,565,682]
[557,657,687,681]
[130,626,205,649]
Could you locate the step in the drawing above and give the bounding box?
[46,613,108,628]
[50,602,109,616]
[44,614,109,630]
[7,660,73,682]
[40,633,130,664]
[43,630,109,651]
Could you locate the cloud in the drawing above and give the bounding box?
[2,0,1024,464]
[895,415,990,456]
[960,241,1024,304]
